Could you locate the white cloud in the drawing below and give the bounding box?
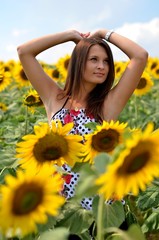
[12,29,29,37]
[6,44,16,52]
[2,18,159,63]
[110,18,159,61]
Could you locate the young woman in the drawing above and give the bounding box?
[17,29,148,210]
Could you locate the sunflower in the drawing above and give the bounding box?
[114,61,127,81]
[0,60,15,73]
[95,123,159,200]
[83,120,128,164]
[134,71,154,96]
[13,63,31,87]
[147,57,159,72]
[151,66,159,80]
[16,120,84,171]
[56,54,71,79]
[0,102,7,112]
[44,65,60,81]
[0,165,65,238]
[0,67,11,92]
[23,89,43,107]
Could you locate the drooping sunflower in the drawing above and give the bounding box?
[0,165,65,238]
[16,120,84,171]
[56,54,71,79]
[96,123,159,200]
[134,71,154,96]
[0,67,11,92]
[83,120,128,164]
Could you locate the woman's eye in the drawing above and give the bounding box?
[104,60,109,64]
[90,58,97,61]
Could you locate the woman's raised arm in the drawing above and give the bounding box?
[17,30,83,106]
[90,29,148,120]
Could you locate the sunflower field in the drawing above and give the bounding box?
[0,56,159,240]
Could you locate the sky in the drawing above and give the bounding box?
[1,0,159,64]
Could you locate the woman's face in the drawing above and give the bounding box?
[82,44,109,87]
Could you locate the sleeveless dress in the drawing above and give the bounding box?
[51,98,125,210]
[51,98,98,210]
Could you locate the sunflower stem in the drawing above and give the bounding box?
[134,95,138,127]
[97,194,105,240]
[24,106,28,135]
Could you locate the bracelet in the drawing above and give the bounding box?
[105,30,114,41]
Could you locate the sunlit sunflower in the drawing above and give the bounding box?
[147,57,159,72]
[56,54,71,79]
[44,65,61,82]
[83,120,128,164]
[114,61,127,82]
[0,60,15,73]
[23,89,43,107]
[0,102,7,112]
[0,165,65,238]
[0,67,11,92]
[16,120,84,171]
[13,63,31,87]
[151,66,159,80]
[134,71,154,96]
[96,123,159,200]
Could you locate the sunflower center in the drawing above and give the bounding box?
[0,75,4,83]
[137,77,146,89]
[26,95,37,103]
[117,149,150,175]
[33,133,68,162]
[12,183,43,215]
[20,69,28,81]
[92,129,120,153]
[155,68,159,75]
[116,66,121,73]
[52,69,60,78]
[64,59,70,70]
[151,62,157,70]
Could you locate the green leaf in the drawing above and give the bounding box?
[84,122,98,131]
[75,163,98,198]
[55,202,94,234]
[137,185,159,211]
[94,152,112,174]
[106,224,146,240]
[127,224,146,240]
[92,197,125,229]
[38,227,69,240]
[142,211,159,233]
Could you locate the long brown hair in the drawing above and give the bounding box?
[59,37,115,120]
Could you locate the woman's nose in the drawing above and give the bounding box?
[97,61,104,69]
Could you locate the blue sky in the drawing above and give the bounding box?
[1,0,159,63]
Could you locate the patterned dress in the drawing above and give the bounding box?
[51,99,125,210]
[51,98,98,210]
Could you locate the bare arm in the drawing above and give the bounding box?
[90,29,148,121]
[17,30,83,107]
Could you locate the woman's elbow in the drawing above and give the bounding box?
[139,49,149,64]
[17,45,24,57]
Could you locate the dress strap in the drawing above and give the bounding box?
[51,97,69,120]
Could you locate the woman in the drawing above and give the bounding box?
[17,29,148,210]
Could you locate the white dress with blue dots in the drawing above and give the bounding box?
[51,100,125,210]
[51,104,97,210]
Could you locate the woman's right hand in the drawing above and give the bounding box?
[69,30,90,44]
